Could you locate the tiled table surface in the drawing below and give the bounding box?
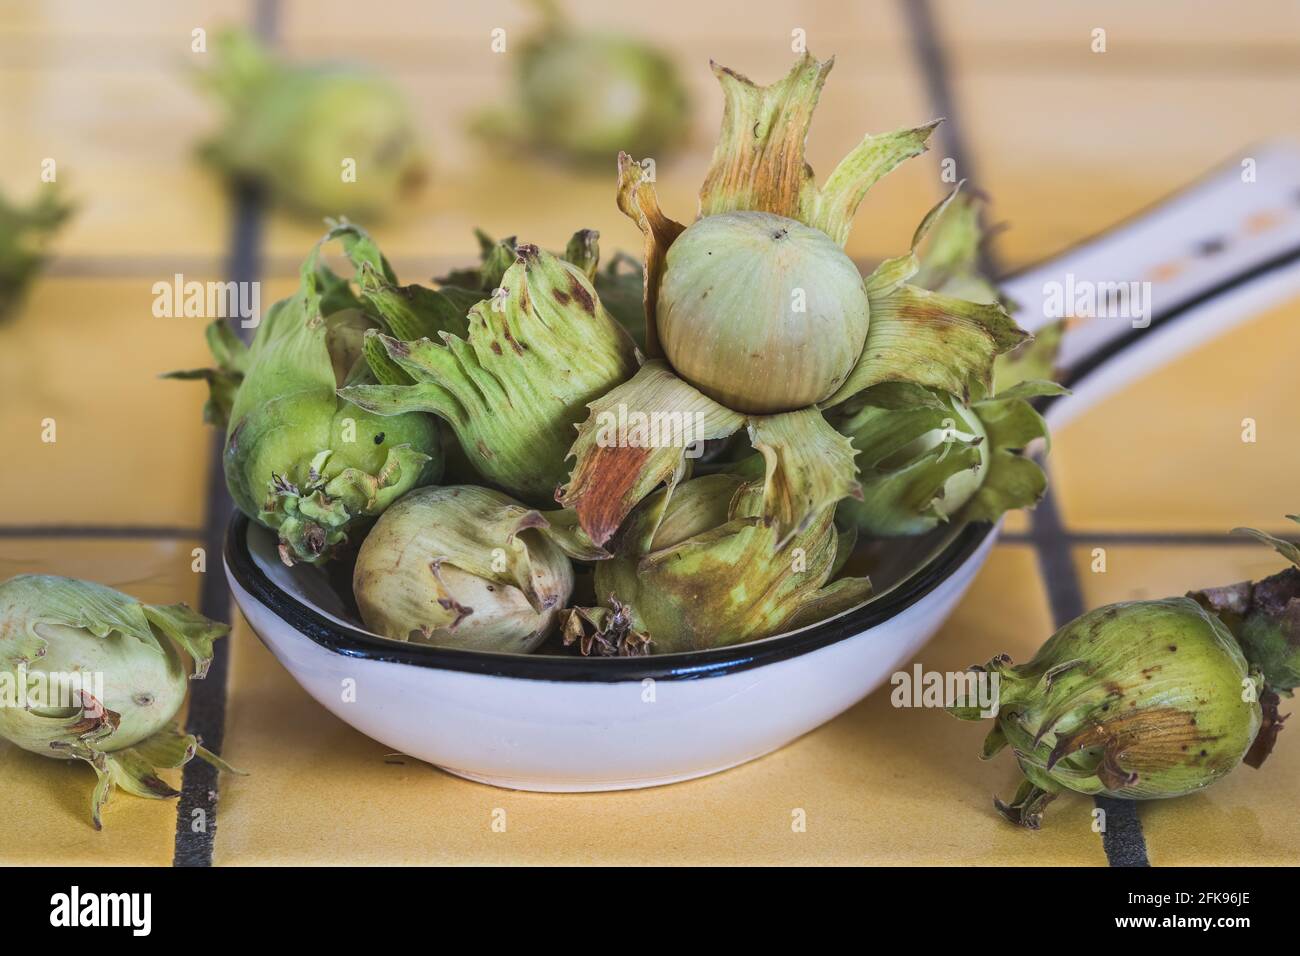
[1,0,1298,865]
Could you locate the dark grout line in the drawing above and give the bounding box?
[897,0,999,281]
[46,255,461,281]
[999,530,1299,547]
[0,525,201,540]
[1029,477,1151,867]
[1093,799,1151,866]
[898,0,971,176]
[900,0,1150,868]
[1025,482,1088,625]
[46,256,237,278]
[172,0,277,871]
[47,254,364,279]
[171,433,237,869]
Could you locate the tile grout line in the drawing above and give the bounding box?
[1024,480,1089,625]
[1028,479,1151,866]
[0,525,202,539]
[896,0,998,278]
[1000,530,1299,547]
[172,0,278,869]
[899,0,1149,867]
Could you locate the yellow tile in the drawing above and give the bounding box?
[1142,742,1300,866]
[1073,543,1300,864]
[0,63,233,263]
[280,0,914,47]
[1,1,935,273]
[1052,296,1300,533]
[0,537,210,863]
[1074,543,1286,607]
[214,543,1103,864]
[1001,507,1031,536]
[0,1,252,36]
[932,0,1300,275]
[933,0,1300,49]
[932,2,1300,267]
[0,536,207,595]
[259,0,936,268]
[0,278,217,528]
[0,749,180,863]
[964,73,1299,269]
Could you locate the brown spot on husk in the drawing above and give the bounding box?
[567,272,595,314]
[435,598,473,628]
[1047,706,1221,782]
[68,693,121,738]
[1096,746,1140,791]
[141,774,181,798]
[501,326,525,355]
[562,443,653,547]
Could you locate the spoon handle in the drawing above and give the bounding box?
[998,143,1300,425]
